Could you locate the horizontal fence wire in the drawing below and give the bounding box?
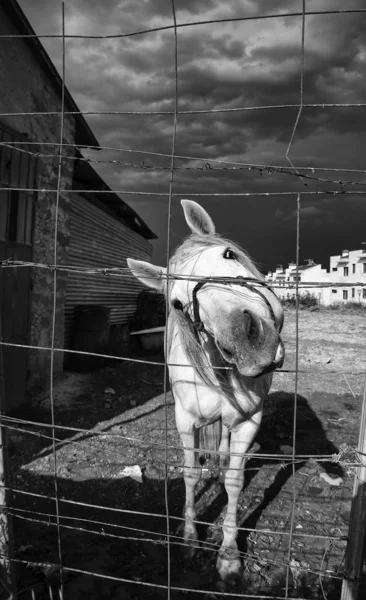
[0,7,365,43]
[1,502,349,544]
[1,102,366,116]
[5,512,348,580]
[1,187,366,196]
[0,552,336,600]
[0,2,365,598]
[0,262,366,290]
[0,341,365,374]
[1,517,349,584]
[0,485,354,546]
[0,412,360,464]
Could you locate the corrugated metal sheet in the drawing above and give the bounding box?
[64,194,153,348]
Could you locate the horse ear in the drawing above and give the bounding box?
[181,199,216,236]
[127,258,166,292]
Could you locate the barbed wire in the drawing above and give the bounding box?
[2,140,366,187]
[1,139,366,177]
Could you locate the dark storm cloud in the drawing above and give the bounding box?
[17,0,366,271]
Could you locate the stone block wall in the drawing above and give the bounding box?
[0,6,76,390]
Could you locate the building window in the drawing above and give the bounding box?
[363,289,366,299]
[0,124,37,245]
[332,289,337,294]
[332,267,337,272]
[352,288,355,298]
[0,189,33,244]
[364,264,366,274]
[352,264,356,274]
[343,267,349,276]
[343,290,348,300]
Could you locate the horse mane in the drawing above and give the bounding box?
[166,233,263,405]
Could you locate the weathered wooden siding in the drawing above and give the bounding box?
[64,193,153,348]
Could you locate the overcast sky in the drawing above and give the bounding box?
[18,0,366,272]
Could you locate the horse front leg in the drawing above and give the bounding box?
[176,416,202,558]
[219,423,230,479]
[217,415,262,583]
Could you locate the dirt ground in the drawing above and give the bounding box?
[6,307,366,599]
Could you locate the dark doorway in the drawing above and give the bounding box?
[0,125,37,411]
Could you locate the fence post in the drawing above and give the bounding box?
[341,375,366,600]
[0,315,16,599]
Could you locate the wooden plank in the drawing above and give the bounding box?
[64,194,153,347]
[341,375,366,600]
[0,287,16,598]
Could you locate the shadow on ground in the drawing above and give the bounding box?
[6,390,359,600]
[10,349,167,453]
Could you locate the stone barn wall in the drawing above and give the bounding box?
[0,4,76,389]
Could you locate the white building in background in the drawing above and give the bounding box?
[265,248,366,305]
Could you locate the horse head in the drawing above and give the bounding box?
[128,199,284,378]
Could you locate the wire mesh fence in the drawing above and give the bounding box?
[0,1,366,599]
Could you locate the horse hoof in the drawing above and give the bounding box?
[216,550,242,584]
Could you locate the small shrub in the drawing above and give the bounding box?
[324,301,366,313]
[325,302,342,310]
[344,301,366,310]
[281,294,366,312]
[281,292,319,310]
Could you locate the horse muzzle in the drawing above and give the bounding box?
[214,309,285,378]
[235,340,284,378]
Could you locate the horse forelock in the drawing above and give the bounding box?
[165,232,263,320]
[168,233,262,280]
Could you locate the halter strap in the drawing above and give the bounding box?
[189,276,280,336]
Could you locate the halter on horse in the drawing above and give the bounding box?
[127,199,284,583]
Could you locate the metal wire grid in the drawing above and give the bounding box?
[0,1,365,598]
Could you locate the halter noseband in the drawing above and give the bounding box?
[180,276,280,337]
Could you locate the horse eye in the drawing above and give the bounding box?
[223,248,236,260]
[172,299,183,310]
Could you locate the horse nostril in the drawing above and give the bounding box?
[243,311,258,342]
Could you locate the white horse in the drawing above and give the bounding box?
[127,200,284,582]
